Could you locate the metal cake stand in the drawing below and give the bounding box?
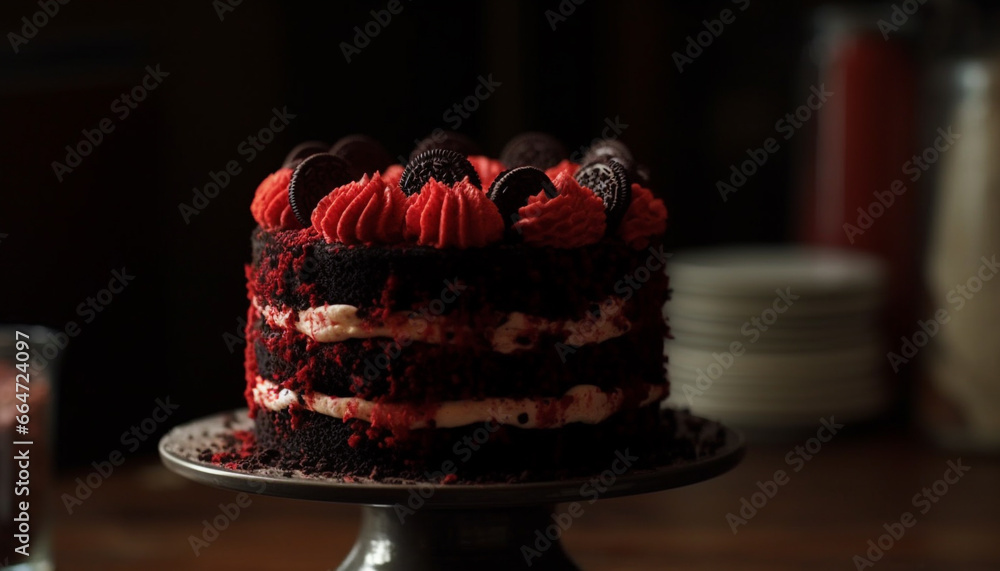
[159,410,745,570]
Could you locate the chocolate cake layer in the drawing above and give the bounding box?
[249,229,670,320]
[252,405,679,482]
[249,316,667,402]
[243,224,672,479]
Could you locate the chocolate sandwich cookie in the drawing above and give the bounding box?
[581,139,635,175]
[487,167,559,233]
[330,134,395,181]
[409,131,482,161]
[288,154,355,226]
[499,132,568,170]
[399,149,482,196]
[282,141,330,169]
[574,160,632,233]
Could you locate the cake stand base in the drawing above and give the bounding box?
[342,505,577,570]
[159,410,744,570]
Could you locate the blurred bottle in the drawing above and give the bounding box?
[919,0,1000,452]
[795,5,920,356]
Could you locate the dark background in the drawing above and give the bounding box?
[0,0,966,467]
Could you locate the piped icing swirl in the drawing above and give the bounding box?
[404,178,504,248]
[544,159,580,181]
[381,164,404,186]
[258,136,669,250]
[250,168,301,231]
[467,155,506,189]
[513,172,607,248]
[310,173,408,245]
[619,184,668,249]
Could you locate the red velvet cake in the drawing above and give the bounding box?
[243,133,671,482]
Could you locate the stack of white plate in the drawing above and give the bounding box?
[663,246,889,432]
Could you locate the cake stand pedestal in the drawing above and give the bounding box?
[159,410,744,570]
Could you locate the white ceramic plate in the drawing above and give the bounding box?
[668,245,887,298]
[666,341,882,376]
[666,291,882,320]
[666,368,883,397]
[668,385,887,420]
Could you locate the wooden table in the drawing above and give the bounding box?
[53,426,999,570]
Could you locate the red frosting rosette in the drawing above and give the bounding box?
[618,184,667,249]
[467,155,505,190]
[250,168,301,231]
[310,173,408,245]
[544,159,579,181]
[513,172,606,248]
[405,178,504,248]
[381,164,404,187]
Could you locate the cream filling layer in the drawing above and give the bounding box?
[251,377,667,429]
[254,297,630,353]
